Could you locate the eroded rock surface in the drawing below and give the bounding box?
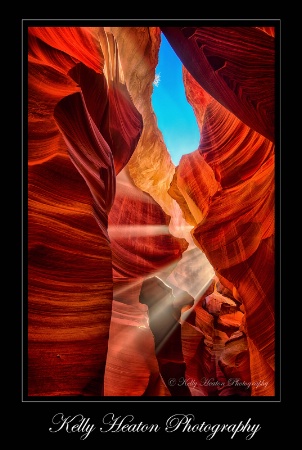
[27,24,276,397]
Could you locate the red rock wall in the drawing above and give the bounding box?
[27,25,276,397]
[163,27,275,396]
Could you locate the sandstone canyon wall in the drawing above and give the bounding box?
[27,24,277,397]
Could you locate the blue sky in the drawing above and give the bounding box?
[151,33,200,166]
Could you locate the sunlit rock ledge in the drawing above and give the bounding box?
[27,25,276,397]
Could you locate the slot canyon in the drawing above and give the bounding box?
[26,23,277,398]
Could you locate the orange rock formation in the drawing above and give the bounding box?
[26,24,277,397]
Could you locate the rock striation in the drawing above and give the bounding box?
[27,24,276,397]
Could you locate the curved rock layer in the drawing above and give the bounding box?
[166,32,275,395]
[161,26,275,143]
[28,26,143,396]
[27,24,276,397]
